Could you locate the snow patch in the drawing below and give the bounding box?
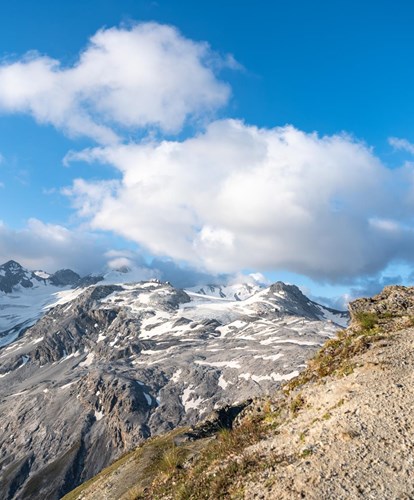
[218,374,230,389]
[79,352,95,367]
[181,385,205,412]
[238,371,299,382]
[194,360,241,369]
[60,380,77,390]
[95,410,104,421]
[171,369,182,383]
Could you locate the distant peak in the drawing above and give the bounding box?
[1,260,23,270]
[49,269,81,287]
[269,281,301,294]
[114,266,131,274]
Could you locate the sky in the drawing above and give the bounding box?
[1,0,414,307]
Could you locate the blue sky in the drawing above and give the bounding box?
[1,0,414,306]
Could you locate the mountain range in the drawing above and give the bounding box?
[0,260,347,499]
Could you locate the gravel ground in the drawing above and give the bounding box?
[243,328,414,499]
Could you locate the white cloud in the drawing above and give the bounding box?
[65,119,414,282]
[0,219,224,284]
[0,219,108,274]
[389,136,414,155]
[0,23,232,143]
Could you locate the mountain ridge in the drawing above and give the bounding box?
[63,284,414,500]
[0,262,347,499]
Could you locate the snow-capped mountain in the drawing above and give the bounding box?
[0,261,348,499]
[188,282,264,301]
[0,260,81,293]
[0,261,86,348]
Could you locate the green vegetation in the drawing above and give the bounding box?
[290,394,305,416]
[300,448,313,458]
[285,310,388,393]
[354,311,379,330]
[146,417,269,499]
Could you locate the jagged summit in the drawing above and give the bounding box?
[0,260,35,293]
[0,260,81,293]
[2,259,23,270]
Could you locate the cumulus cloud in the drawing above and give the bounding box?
[0,218,109,274]
[64,119,414,282]
[149,258,228,288]
[0,23,231,143]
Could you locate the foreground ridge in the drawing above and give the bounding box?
[65,285,414,499]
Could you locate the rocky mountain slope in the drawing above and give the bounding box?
[0,260,102,348]
[63,285,414,500]
[0,261,347,500]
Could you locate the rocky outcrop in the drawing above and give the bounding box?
[349,284,414,319]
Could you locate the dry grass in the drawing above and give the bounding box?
[285,312,387,393]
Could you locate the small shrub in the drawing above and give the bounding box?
[354,311,379,331]
[300,448,313,458]
[337,362,354,377]
[158,444,185,476]
[290,394,305,415]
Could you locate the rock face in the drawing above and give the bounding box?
[349,284,414,319]
[48,269,82,287]
[0,265,347,500]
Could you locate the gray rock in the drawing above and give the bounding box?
[48,269,81,287]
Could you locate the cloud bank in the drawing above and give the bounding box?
[65,119,414,282]
[0,219,108,274]
[0,23,231,143]
[0,221,233,287]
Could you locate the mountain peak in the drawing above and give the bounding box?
[1,260,24,272]
[270,281,301,293]
[49,269,81,286]
[0,260,32,293]
[0,261,82,293]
